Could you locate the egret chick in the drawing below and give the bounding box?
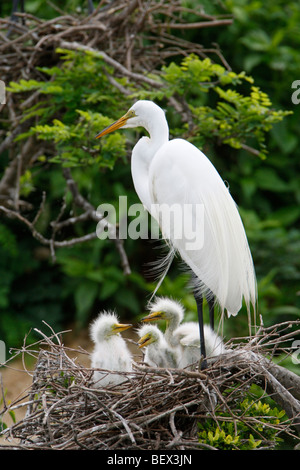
[137,324,178,368]
[142,297,184,349]
[90,311,132,387]
[175,325,225,369]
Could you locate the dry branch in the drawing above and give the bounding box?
[0,165,131,275]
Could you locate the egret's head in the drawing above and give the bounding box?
[142,297,184,325]
[90,311,132,343]
[137,324,162,349]
[95,100,166,138]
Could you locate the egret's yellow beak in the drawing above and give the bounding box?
[138,333,153,348]
[96,110,131,139]
[142,311,164,322]
[112,322,132,334]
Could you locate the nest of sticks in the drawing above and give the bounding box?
[1,321,300,450]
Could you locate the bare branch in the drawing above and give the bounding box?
[155,19,233,30]
[58,40,162,88]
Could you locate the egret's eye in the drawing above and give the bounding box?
[128,110,136,118]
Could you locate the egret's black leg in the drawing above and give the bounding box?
[207,295,215,331]
[87,0,95,14]
[194,292,207,370]
[11,0,24,21]
[7,0,25,37]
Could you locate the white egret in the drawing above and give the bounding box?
[96,100,257,365]
[89,311,132,387]
[142,297,184,349]
[137,324,178,368]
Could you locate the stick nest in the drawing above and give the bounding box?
[1,322,300,450]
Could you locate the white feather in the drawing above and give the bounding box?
[89,311,132,387]
[174,324,226,369]
[147,296,184,348]
[137,324,178,368]
[149,138,256,317]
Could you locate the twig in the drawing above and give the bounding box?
[155,19,233,30]
[58,40,161,88]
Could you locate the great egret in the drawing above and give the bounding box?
[137,324,178,368]
[96,100,257,364]
[89,311,132,387]
[142,297,184,349]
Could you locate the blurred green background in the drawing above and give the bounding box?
[0,0,299,366]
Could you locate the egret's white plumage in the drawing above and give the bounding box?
[174,324,226,369]
[143,297,184,349]
[96,100,257,320]
[90,311,132,387]
[137,324,178,368]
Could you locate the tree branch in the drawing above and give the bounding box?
[210,348,300,433]
[0,167,131,276]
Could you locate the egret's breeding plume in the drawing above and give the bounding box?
[96,100,257,364]
[142,297,184,349]
[90,311,132,387]
[137,324,178,368]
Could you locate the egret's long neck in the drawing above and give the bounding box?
[131,113,169,211]
[165,316,181,347]
[145,117,169,153]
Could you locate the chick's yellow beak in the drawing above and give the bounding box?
[112,323,132,334]
[142,311,163,322]
[138,334,152,348]
[95,111,129,139]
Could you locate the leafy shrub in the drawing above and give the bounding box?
[198,397,286,450]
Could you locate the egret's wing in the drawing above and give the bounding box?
[149,138,257,317]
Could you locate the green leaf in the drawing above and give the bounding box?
[74,280,98,324]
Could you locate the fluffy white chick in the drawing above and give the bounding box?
[175,324,226,369]
[137,324,178,368]
[142,297,185,349]
[90,311,132,387]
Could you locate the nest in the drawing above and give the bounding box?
[1,322,300,450]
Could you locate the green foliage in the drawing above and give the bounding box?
[0,394,16,432]
[135,55,290,158]
[0,219,68,348]
[223,0,300,75]
[198,397,286,450]
[9,49,287,167]
[8,49,130,169]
